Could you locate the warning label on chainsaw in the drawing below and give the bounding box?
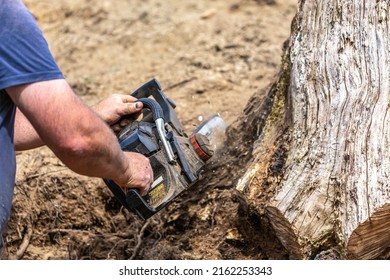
[148,176,167,207]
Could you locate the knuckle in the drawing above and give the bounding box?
[112,93,121,100]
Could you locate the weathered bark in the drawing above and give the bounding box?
[237,0,390,259]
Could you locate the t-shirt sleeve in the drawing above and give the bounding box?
[0,0,64,90]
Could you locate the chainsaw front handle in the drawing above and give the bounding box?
[139,98,175,163]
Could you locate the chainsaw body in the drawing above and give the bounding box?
[104,79,223,220]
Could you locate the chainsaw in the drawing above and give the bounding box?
[104,79,226,220]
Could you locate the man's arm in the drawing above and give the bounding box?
[7,79,153,194]
[13,92,142,150]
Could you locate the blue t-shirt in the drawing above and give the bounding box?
[0,0,64,236]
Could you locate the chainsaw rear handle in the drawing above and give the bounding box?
[126,189,159,219]
[103,178,159,219]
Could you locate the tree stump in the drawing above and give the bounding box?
[237,0,390,259]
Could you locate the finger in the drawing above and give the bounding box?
[115,103,142,123]
[111,124,122,133]
[140,180,152,196]
[122,101,143,116]
[120,94,138,103]
[138,168,153,196]
[139,189,147,197]
[120,119,131,127]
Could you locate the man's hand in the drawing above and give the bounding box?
[93,95,153,194]
[115,152,154,196]
[93,94,143,133]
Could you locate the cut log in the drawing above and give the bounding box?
[237,0,390,259]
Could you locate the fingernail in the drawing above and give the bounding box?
[135,102,141,109]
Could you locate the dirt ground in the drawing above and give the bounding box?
[5,0,297,259]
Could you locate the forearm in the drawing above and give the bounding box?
[7,80,129,183]
[14,108,44,151]
[14,93,141,150]
[54,107,129,182]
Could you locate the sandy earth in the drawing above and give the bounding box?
[4,0,297,259]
